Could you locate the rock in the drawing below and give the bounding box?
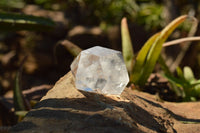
[10,72,200,133]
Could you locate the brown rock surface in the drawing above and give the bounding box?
[10,72,200,133]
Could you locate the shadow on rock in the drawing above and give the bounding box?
[11,91,175,133]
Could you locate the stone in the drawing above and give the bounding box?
[70,46,129,95]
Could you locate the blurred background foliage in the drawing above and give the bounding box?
[0,0,198,30]
[0,0,199,98]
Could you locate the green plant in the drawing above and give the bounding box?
[158,56,184,97]
[121,15,200,101]
[121,15,188,86]
[14,56,30,121]
[163,66,200,101]
[0,12,55,31]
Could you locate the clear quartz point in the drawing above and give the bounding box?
[70,46,129,95]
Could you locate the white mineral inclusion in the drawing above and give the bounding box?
[70,46,129,95]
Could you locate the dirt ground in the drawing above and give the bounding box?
[10,72,200,133]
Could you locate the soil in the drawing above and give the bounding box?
[10,72,200,133]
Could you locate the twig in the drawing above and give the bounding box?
[53,39,82,64]
[163,37,200,47]
[166,16,198,72]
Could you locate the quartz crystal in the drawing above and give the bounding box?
[70,46,129,95]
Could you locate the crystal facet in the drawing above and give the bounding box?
[70,46,129,95]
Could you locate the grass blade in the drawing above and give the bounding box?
[131,33,160,83]
[158,56,183,97]
[14,72,26,111]
[158,55,171,75]
[183,66,195,82]
[14,56,30,111]
[121,17,134,73]
[163,73,185,87]
[0,12,55,31]
[14,71,26,111]
[176,67,184,79]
